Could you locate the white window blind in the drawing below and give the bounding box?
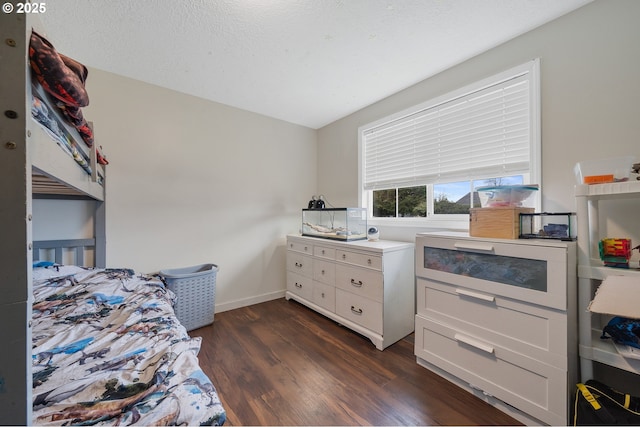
[363,71,533,191]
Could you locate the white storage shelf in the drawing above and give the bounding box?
[576,180,640,380]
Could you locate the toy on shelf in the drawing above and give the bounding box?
[599,238,632,268]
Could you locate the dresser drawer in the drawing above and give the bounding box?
[287,271,313,301]
[415,315,567,426]
[313,281,335,312]
[287,251,312,277]
[416,234,570,310]
[288,240,313,255]
[313,259,335,285]
[336,289,382,334]
[335,264,383,302]
[416,278,567,368]
[314,245,335,260]
[336,249,382,271]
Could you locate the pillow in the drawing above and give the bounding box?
[32,264,88,283]
[29,31,89,109]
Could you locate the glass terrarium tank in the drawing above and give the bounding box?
[302,208,367,241]
[519,212,577,241]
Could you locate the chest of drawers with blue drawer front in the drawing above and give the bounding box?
[415,232,577,426]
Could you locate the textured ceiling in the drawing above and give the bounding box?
[39,0,592,129]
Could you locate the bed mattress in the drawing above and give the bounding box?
[31,265,226,425]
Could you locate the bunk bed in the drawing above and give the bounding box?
[0,10,225,426]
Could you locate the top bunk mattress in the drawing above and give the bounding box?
[28,29,107,200]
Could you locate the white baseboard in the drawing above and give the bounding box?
[215,290,286,313]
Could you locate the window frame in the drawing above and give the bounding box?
[358,59,541,230]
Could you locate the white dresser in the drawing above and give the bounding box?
[414,232,577,426]
[286,234,415,350]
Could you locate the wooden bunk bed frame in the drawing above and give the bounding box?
[1,10,106,424]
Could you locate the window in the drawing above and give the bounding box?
[359,60,540,227]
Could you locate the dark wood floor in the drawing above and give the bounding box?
[193,298,523,426]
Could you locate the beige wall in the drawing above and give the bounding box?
[317,0,640,244]
[34,69,317,312]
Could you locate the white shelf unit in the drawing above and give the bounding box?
[575,180,640,381]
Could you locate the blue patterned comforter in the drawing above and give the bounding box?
[32,265,226,426]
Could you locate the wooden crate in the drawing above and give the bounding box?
[469,207,534,239]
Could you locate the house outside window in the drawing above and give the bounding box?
[359,59,541,229]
